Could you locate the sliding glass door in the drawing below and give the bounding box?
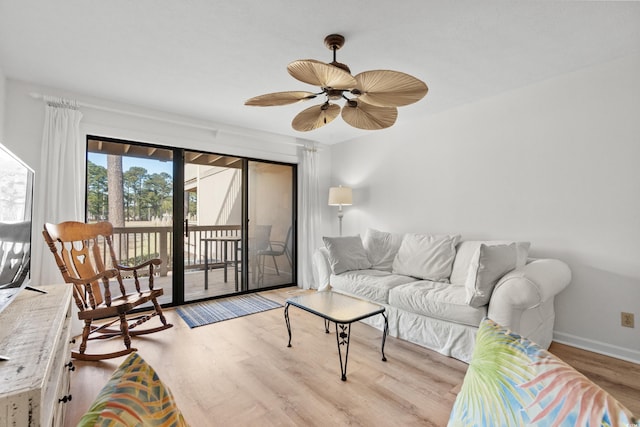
[183,151,243,302]
[86,136,295,307]
[246,161,295,290]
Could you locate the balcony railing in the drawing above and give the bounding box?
[106,225,241,276]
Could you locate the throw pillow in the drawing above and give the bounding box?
[449,240,530,286]
[78,352,188,427]
[362,228,403,271]
[392,233,461,282]
[323,235,372,275]
[448,318,637,426]
[465,243,517,308]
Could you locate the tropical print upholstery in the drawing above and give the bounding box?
[78,352,188,427]
[448,318,637,427]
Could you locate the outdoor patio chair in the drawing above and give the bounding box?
[252,224,272,284]
[257,226,293,284]
[43,221,172,361]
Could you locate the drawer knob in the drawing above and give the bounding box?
[58,394,72,403]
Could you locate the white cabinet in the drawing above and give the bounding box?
[0,285,73,427]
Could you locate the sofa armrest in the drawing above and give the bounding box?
[313,247,332,291]
[488,259,571,327]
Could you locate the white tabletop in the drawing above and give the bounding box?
[286,292,384,323]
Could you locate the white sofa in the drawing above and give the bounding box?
[313,229,571,363]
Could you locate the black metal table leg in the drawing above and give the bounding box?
[204,240,209,290]
[324,318,330,333]
[285,303,292,347]
[223,241,228,282]
[381,312,388,362]
[233,240,239,292]
[335,323,351,381]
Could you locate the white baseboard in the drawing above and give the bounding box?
[553,331,640,365]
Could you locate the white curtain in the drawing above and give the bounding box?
[298,142,322,289]
[32,97,84,286]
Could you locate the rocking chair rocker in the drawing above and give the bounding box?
[43,221,173,361]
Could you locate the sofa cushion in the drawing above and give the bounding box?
[450,240,530,286]
[362,228,403,271]
[323,235,372,274]
[465,244,517,308]
[388,281,486,327]
[392,233,461,282]
[331,269,416,304]
[448,318,637,426]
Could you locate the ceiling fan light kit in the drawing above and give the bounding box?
[245,34,428,132]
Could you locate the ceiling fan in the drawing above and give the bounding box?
[245,34,428,132]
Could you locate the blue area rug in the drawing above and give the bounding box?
[176,294,282,328]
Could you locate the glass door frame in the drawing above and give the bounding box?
[242,159,297,292]
[172,147,185,306]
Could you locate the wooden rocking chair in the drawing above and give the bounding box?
[43,221,173,361]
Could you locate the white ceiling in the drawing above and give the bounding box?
[1,1,639,145]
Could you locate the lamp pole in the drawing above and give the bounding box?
[328,185,352,237]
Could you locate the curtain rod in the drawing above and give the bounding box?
[28,92,313,149]
[29,92,223,134]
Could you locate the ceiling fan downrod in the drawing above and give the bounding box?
[325,34,351,74]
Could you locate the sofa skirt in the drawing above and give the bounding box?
[354,302,477,363]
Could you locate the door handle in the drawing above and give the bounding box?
[185,219,189,237]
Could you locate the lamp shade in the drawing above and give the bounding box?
[328,186,353,206]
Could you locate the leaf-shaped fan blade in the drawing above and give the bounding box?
[292,103,341,132]
[245,91,317,106]
[341,100,398,130]
[288,59,357,90]
[355,70,428,107]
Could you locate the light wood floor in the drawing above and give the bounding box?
[65,287,640,426]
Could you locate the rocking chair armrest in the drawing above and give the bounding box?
[116,258,162,272]
[67,269,119,286]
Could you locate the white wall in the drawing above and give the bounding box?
[328,54,640,362]
[196,166,241,225]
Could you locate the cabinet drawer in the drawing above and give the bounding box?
[0,286,73,427]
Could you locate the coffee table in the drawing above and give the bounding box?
[284,292,389,381]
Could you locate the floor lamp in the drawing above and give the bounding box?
[328,185,352,236]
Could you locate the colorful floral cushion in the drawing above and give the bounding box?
[78,352,188,427]
[448,318,637,427]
